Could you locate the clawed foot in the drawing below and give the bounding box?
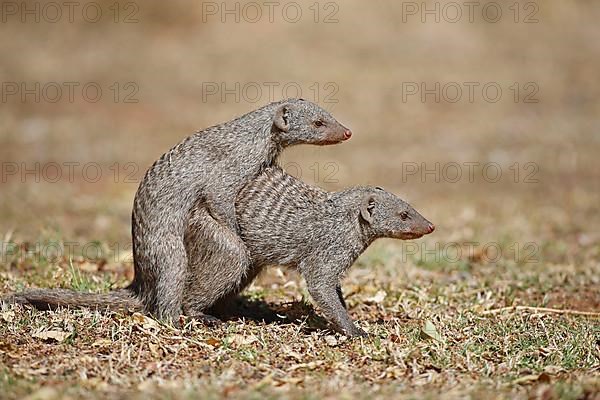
[187,313,225,327]
[337,324,368,338]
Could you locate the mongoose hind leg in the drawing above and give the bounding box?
[207,264,264,318]
[183,205,252,317]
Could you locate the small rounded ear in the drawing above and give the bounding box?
[273,105,291,132]
[359,194,376,224]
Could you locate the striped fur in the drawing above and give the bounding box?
[5,100,352,320]
[130,99,351,321]
[183,166,434,337]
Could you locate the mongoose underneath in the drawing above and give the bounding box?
[183,166,435,337]
[131,98,352,321]
[6,167,433,337]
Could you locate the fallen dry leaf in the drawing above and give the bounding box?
[288,361,325,372]
[420,320,444,343]
[1,310,15,322]
[324,335,338,347]
[365,290,387,304]
[32,329,70,343]
[132,312,161,330]
[91,338,113,347]
[205,338,221,347]
[228,334,259,347]
[148,341,162,357]
[513,372,552,385]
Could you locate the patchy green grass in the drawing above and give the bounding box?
[1,2,600,398]
[1,237,599,400]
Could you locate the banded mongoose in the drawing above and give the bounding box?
[183,166,435,337]
[130,98,352,322]
[5,167,434,337]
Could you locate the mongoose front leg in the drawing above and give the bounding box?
[306,277,367,337]
[183,205,252,316]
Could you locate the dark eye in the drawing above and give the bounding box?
[400,211,409,220]
[314,120,324,127]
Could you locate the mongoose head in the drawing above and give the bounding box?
[272,98,352,146]
[359,187,435,240]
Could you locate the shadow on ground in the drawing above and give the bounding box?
[211,296,334,332]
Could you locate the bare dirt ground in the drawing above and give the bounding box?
[1,1,599,398]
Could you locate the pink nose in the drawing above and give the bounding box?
[343,130,352,139]
[427,223,435,233]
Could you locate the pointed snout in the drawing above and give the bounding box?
[427,223,435,233]
[343,129,352,140]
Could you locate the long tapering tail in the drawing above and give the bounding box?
[2,288,143,313]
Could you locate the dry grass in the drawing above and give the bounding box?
[1,236,599,399]
[1,0,599,398]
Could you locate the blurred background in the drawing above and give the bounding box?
[0,0,598,271]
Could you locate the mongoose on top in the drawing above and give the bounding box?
[130,98,352,322]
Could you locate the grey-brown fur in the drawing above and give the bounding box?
[4,289,142,313]
[184,166,435,337]
[3,167,433,335]
[4,99,351,320]
[130,98,351,321]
